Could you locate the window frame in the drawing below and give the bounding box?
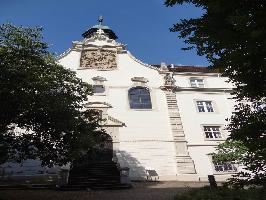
[213,162,238,174]
[194,99,218,114]
[93,84,106,94]
[128,86,153,110]
[201,125,225,141]
[209,156,238,175]
[189,77,205,88]
[196,100,215,113]
[91,76,107,96]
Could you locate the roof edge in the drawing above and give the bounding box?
[151,64,220,73]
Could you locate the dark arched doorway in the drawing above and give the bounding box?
[72,134,113,167]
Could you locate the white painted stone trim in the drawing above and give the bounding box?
[127,51,159,71]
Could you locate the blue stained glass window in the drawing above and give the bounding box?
[129,87,152,109]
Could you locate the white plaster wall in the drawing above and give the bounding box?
[206,76,233,88]
[58,50,81,71]
[188,146,215,180]
[117,141,177,180]
[189,146,235,181]
[57,42,236,181]
[59,52,173,141]
[174,75,233,88]
[107,88,172,140]
[58,51,177,180]
[188,146,215,178]
[1,34,238,182]
[176,91,232,179]
[176,92,233,144]
[65,52,163,87]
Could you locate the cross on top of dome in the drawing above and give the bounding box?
[98,15,103,26]
[82,16,118,40]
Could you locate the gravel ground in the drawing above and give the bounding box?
[0,181,210,200]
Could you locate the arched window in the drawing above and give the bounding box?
[128,87,152,109]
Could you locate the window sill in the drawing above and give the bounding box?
[213,171,237,175]
[93,93,107,96]
[204,138,226,142]
[196,111,217,114]
[129,109,154,111]
[190,86,205,88]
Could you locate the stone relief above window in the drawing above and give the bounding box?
[92,76,107,83]
[164,73,176,87]
[131,77,148,83]
[80,49,117,70]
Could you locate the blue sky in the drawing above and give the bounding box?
[1,0,209,66]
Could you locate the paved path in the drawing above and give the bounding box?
[0,182,209,200]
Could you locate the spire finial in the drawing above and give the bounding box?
[98,15,103,26]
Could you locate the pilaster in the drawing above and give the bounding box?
[161,71,196,175]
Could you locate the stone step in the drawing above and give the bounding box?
[69,176,120,181]
[69,180,121,185]
[90,184,132,190]
[67,161,122,190]
[59,183,131,191]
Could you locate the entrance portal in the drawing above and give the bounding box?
[73,135,113,167]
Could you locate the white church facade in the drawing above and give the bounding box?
[0,19,237,183]
[57,19,236,182]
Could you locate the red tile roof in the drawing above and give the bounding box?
[151,64,220,73]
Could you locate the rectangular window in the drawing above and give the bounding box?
[93,85,105,93]
[203,126,222,139]
[197,101,214,112]
[190,78,204,88]
[214,162,237,173]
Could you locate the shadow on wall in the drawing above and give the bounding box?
[115,150,159,181]
[0,160,59,184]
[0,151,160,184]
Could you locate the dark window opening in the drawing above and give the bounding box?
[129,87,152,109]
[93,85,105,93]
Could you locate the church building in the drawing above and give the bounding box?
[0,18,237,184]
[57,18,236,182]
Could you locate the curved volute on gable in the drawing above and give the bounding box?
[57,17,164,87]
[58,16,124,70]
[57,16,157,70]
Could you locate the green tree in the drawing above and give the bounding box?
[0,24,108,166]
[165,0,266,186]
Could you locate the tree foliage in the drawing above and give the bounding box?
[165,0,266,186]
[0,24,108,166]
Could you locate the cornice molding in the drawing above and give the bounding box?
[56,48,72,60]
[127,51,159,71]
[174,87,233,93]
[131,77,149,83]
[84,101,113,108]
[173,72,221,77]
